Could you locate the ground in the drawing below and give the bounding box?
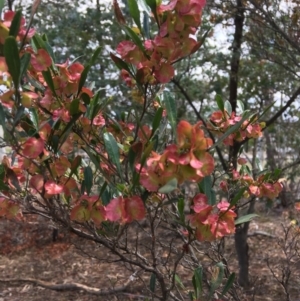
[0,206,300,301]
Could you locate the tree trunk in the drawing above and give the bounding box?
[235,224,250,287]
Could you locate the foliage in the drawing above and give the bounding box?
[0,0,292,300]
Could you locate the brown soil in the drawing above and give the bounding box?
[0,207,300,301]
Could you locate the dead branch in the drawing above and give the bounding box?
[248,231,276,238]
[0,275,135,296]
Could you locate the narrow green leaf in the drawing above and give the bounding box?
[222,273,235,296]
[193,266,203,299]
[123,25,145,53]
[44,40,56,62]
[257,101,275,121]
[175,274,185,289]
[103,132,122,178]
[163,91,177,134]
[84,166,93,195]
[224,100,232,116]
[158,178,178,194]
[42,69,56,96]
[28,108,39,130]
[32,34,46,50]
[198,176,213,204]
[209,262,225,298]
[4,36,20,89]
[149,273,156,292]
[237,100,244,112]
[138,0,152,15]
[230,187,247,207]
[88,91,101,119]
[98,181,108,199]
[69,155,82,178]
[110,52,132,73]
[81,92,90,105]
[89,46,101,66]
[70,99,80,115]
[77,64,90,96]
[140,141,153,168]
[235,213,258,225]
[20,52,31,79]
[9,10,22,38]
[50,135,59,153]
[188,291,194,301]
[209,111,250,150]
[145,0,158,22]
[128,0,142,31]
[13,106,25,127]
[215,94,224,111]
[82,147,100,170]
[0,104,6,129]
[151,107,163,136]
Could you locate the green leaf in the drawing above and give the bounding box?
[84,166,93,195]
[163,91,177,134]
[32,34,46,50]
[0,104,6,129]
[123,25,145,53]
[198,176,215,205]
[230,187,247,207]
[222,273,235,296]
[70,99,80,115]
[209,262,225,298]
[28,108,39,130]
[224,100,232,116]
[209,111,250,150]
[177,197,185,222]
[175,274,185,289]
[9,10,22,38]
[13,106,25,127]
[138,0,152,15]
[215,94,224,111]
[103,132,122,178]
[257,101,275,121]
[192,266,203,299]
[77,64,90,96]
[149,273,156,292]
[42,69,56,96]
[98,181,108,199]
[20,52,31,79]
[110,52,132,73]
[4,36,20,89]
[145,0,158,22]
[151,107,163,137]
[88,46,101,66]
[235,213,258,225]
[158,178,178,194]
[70,155,82,178]
[128,0,142,31]
[82,147,100,170]
[237,100,244,113]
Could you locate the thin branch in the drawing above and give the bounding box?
[265,86,300,128]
